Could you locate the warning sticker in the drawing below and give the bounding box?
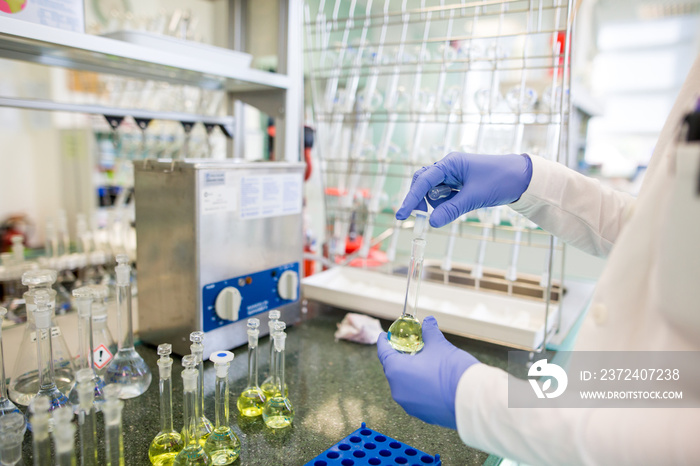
[240,173,302,220]
[93,344,113,370]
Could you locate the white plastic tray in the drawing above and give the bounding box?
[302,267,560,350]
[101,31,253,69]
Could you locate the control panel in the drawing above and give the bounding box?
[201,262,300,332]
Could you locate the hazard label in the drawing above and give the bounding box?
[93,344,113,369]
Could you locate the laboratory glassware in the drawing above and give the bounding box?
[32,290,69,420]
[103,384,124,466]
[76,368,98,466]
[88,284,116,377]
[52,406,76,466]
[203,351,241,465]
[10,269,75,406]
[68,287,105,411]
[387,211,428,354]
[0,411,25,466]
[261,321,287,401]
[30,396,51,466]
[104,255,151,398]
[149,344,184,466]
[188,332,212,442]
[0,307,22,422]
[174,355,211,466]
[262,330,293,429]
[260,311,280,396]
[236,319,265,418]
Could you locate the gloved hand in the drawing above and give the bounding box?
[377,316,479,430]
[396,152,533,228]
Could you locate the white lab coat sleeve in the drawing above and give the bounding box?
[454,364,700,465]
[510,156,636,258]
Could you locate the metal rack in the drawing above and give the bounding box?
[304,0,576,351]
[0,1,303,161]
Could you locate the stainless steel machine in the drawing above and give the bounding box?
[134,159,304,359]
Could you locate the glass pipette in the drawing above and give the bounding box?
[262,330,293,429]
[149,344,184,465]
[76,368,98,466]
[30,396,51,466]
[105,255,151,398]
[174,355,210,466]
[237,319,266,418]
[52,406,76,466]
[387,210,428,354]
[204,351,241,464]
[189,332,212,443]
[103,384,124,466]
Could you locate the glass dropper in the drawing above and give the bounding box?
[387,210,428,354]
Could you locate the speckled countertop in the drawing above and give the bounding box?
[17,302,534,465]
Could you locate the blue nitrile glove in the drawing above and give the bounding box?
[377,316,479,430]
[396,152,533,228]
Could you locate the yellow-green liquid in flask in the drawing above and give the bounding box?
[237,388,265,417]
[388,315,424,354]
[149,433,183,466]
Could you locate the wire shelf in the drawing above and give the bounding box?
[305,0,574,347]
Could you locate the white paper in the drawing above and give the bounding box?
[240,173,302,220]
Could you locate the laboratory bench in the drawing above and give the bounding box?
[17,302,539,465]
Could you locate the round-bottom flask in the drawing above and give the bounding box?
[387,315,424,354]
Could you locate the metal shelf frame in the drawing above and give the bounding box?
[0,0,304,162]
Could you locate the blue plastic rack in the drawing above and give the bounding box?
[304,423,441,466]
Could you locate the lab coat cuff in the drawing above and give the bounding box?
[510,155,555,211]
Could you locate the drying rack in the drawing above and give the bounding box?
[303,0,578,351]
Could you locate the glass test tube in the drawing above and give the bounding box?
[0,412,26,465]
[76,368,98,466]
[52,406,76,466]
[237,319,265,417]
[0,307,22,420]
[204,351,240,464]
[148,344,183,465]
[103,384,124,466]
[30,396,52,466]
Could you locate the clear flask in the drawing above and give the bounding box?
[68,286,105,412]
[236,319,266,417]
[9,269,75,406]
[388,211,428,354]
[104,255,151,398]
[89,284,116,378]
[188,332,212,443]
[174,356,211,466]
[262,331,293,429]
[260,321,288,400]
[0,307,22,423]
[149,344,184,465]
[31,290,69,428]
[204,351,241,465]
